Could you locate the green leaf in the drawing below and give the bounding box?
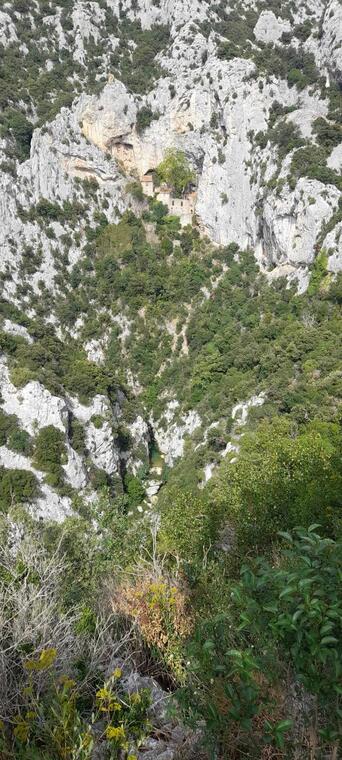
[275,719,293,732]
[320,636,338,646]
[292,609,304,623]
[279,586,296,598]
[278,531,293,542]
[203,640,215,651]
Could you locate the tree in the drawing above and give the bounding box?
[156,149,195,197]
[211,418,342,552]
[237,527,342,751]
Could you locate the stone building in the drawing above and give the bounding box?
[141,171,154,197]
[141,173,197,227]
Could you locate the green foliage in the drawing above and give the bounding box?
[0,410,32,455]
[136,106,158,134]
[111,21,170,93]
[179,528,342,756]
[126,179,144,201]
[313,117,342,149]
[159,489,216,562]
[0,410,19,446]
[8,428,32,456]
[268,118,304,161]
[0,108,33,161]
[156,149,195,197]
[124,473,145,507]
[211,418,342,553]
[178,610,283,757]
[64,359,108,404]
[290,145,341,190]
[236,527,342,742]
[308,251,328,296]
[33,426,66,488]
[0,467,38,511]
[70,418,86,456]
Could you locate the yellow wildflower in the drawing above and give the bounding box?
[96,687,111,701]
[105,724,126,743]
[130,692,141,705]
[14,722,29,742]
[112,667,122,679]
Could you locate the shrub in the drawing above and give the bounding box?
[33,425,66,487]
[124,473,145,507]
[0,410,18,446]
[126,179,144,201]
[112,565,192,680]
[0,525,153,757]
[307,251,328,296]
[313,117,341,149]
[290,145,341,189]
[159,489,216,562]
[136,106,158,133]
[0,108,33,161]
[8,428,32,456]
[70,418,86,455]
[0,467,38,510]
[235,527,342,748]
[211,418,342,552]
[155,149,195,197]
[64,359,107,403]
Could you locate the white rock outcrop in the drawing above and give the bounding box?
[253,12,291,45]
[153,401,201,466]
[0,360,68,435]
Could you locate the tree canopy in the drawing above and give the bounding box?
[156,149,195,197]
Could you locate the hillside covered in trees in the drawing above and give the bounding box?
[0,0,341,757]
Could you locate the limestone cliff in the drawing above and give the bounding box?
[0,0,341,520]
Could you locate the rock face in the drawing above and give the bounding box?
[0,359,68,435]
[76,61,341,280]
[153,401,201,467]
[321,0,342,83]
[0,0,341,522]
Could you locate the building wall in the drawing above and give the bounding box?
[141,180,154,197]
[156,191,196,227]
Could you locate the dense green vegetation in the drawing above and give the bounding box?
[0,1,341,757]
[0,2,170,161]
[1,199,341,754]
[155,149,196,197]
[0,467,38,510]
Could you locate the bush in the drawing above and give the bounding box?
[112,564,192,680]
[33,425,66,487]
[235,527,342,747]
[0,467,38,511]
[124,473,145,507]
[0,525,153,757]
[211,418,342,552]
[0,410,18,446]
[8,428,32,456]
[290,145,342,189]
[0,108,33,161]
[10,366,37,387]
[156,149,195,197]
[159,489,217,563]
[64,359,107,403]
[307,251,328,296]
[126,179,144,201]
[136,106,158,133]
[313,117,341,149]
[70,418,86,455]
